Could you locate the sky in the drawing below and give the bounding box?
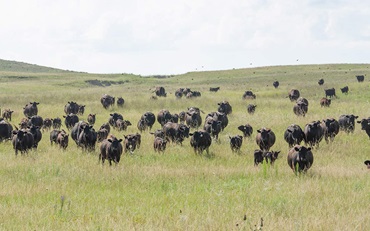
[0,0,370,75]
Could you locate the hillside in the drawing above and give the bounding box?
[0,58,75,73]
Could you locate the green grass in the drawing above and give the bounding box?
[0,61,369,230]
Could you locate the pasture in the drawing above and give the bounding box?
[0,61,369,230]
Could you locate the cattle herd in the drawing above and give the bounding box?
[0,75,369,173]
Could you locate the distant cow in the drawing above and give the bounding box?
[322,118,340,143]
[256,128,276,151]
[101,94,115,109]
[109,113,123,127]
[242,90,256,99]
[42,118,52,131]
[273,81,279,88]
[117,97,125,107]
[254,150,280,166]
[320,98,331,107]
[139,112,156,131]
[203,118,222,141]
[64,101,79,115]
[296,97,309,106]
[247,104,257,115]
[87,114,96,125]
[63,113,79,129]
[157,109,177,127]
[52,117,62,129]
[210,87,220,92]
[23,102,39,117]
[175,88,184,98]
[115,119,132,131]
[2,109,14,121]
[123,133,141,153]
[153,137,167,153]
[28,125,42,148]
[206,112,228,131]
[56,131,69,149]
[293,102,308,117]
[284,124,305,148]
[357,118,370,139]
[28,115,44,127]
[162,122,190,145]
[356,75,364,82]
[340,86,349,94]
[238,124,253,138]
[304,121,324,148]
[288,89,300,101]
[218,101,232,115]
[78,105,85,115]
[318,79,324,85]
[185,110,202,129]
[287,145,314,173]
[0,120,13,141]
[339,114,358,133]
[153,86,167,97]
[324,88,336,98]
[190,130,212,155]
[229,135,243,153]
[99,137,123,165]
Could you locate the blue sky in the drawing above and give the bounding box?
[1,0,369,75]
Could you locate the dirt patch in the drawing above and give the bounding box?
[85,79,128,87]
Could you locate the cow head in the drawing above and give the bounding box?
[357,118,370,130]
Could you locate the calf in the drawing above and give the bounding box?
[42,118,53,131]
[238,124,253,138]
[229,135,243,153]
[99,137,123,165]
[293,102,308,117]
[2,109,14,121]
[87,114,96,125]
[115,119,132,131]
[52,117,62,129]
[28,125,42,148]
[56,131,69,149]
[153,137,167,153]
[247,104,257,115]
[254,150,280,166]
[123,133,140,153]
[320,98,331,107]
[12,129,34,155]
[287,145,314,173]
[340,86,349,94]
[117,97,125,107]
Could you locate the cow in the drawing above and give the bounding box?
[150,129,166,139]
[357,118,370,139]
[356,75,364,82]
[273,81,279,88]
[97,128,109,142]
[288,89,300,101]
[189,130,212,155]
[153,137,167,153]
[247,104,257,115]
[78,105,85,115]
[287,145,314,173]
[64,101,79,115]
[210,87,220,92]
[137,119,147,133]
[87,114,96,125]
[203,118,222,141]
[256,128,276,151]
[157,109,175,126]
[364,160,370,169]
[186,91,201,98]
[99,137,123,165]
[2,109,14,121]
[50,129,66,145]
[162,122,190,145]
[12,129,34,155]
[229,135,243,153]
[322,118,340,143]
[242,91,256,99]
[284,124,305,148]
[324,88,336,98]
[115,119,132,131]
[19,118,29,129]
[320,98,331,107]
[28,125,42,148]
[185,110,202,129]
[178,111,186,124]
[254,150,280,166]
[56,131,69,149]
[175,88,184,98]
[206,112,228,131]
[77,125,97,151]
[293,102,308,117]
[100,123,111,134]
[123,133,140,153]
[153,86,167,97]
[218,101,232,115]
[108,113,123,127]
[63,113,79,129]
[304,121,324,148]
[42,118,53,131]
[52,117,62,129]
[0,120,13,141]
[139,112,156,131]
[340,86,349,94]
[101,94,115,109]
[23,102,39,117]
[296,97,309,106]
[116,97,125,107]
[71,121,89,144]
[238,124,253,138]
[28,115,44,127]
[339,114,358,133]
[318,79,324,85]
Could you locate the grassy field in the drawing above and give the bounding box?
[0,61,369,230]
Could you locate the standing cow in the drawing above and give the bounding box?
[338,114,358,133]
[320,98,331,107]
[229,135,243,153]
[99,137,123,165]
[256,128,276,151]
[357,118,370,139]
[304,121,324,148]
[324,88,336,98]
[273,81,279,88]
[284,124,305,148]
[153,86,167,97]
[318,79,324,85]
[101,94,115,109]
[189,130,212,155]
[217,101,232,115]
[287,145,314,173]
[23,102,39,117]
[356,75,364,82]
[238,124,253,138]
[340,86,349,94]
[288,89,300,101]
[247,104,257,115]
[2,109,14,121]
[322,118,340,143]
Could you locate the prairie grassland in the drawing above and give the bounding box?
[0,63,369,230]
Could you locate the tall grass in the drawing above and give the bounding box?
[0,63,369,230]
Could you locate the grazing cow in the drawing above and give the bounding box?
[99,137,123,165]
[247,104,257,115]
[115,119,132,131]
[56,131,69,149]
[64,101,80,115]
[12,129,34,155]
[2,109,14,121]
[101,94,115,109]
[256,128,276,151]
[254,150,280,166]
[273,81,279,88]
[77,125,97,151]
[190,130,212,155]
[339,114,358,133]
[218,101,232,115]
[318,79,324,85]
[157,109,174,126]
[238,124,253,138]
[153,137,167,153]
[357,118,370,139]
[229,135,243,153]
[293,102,308,117]
[28,125,42,148]
[364,160,370,169]
[23,102,39,117]
[284,124,305,148]
[175,88,184,98]
[123,133,140,153]
[320,98,331,107]
[287,145,314,173]
[42,118,52,131]
[324,88,336,98]
[139,112,156,131]
[0,120,13,141]
[63,114,79,129]
[322,118,340,143]
[206,112,228,131]
[356,75,364,82]
[304,121,324,148]
[28,115,44,127]
[162,122,190,145]
[288,89,300,101]
[242,90,256,99]
[210,87,220,92]
[108,113,124,127]
[97,128,109,142]
[185,110,202,129]
[153,86,167,97]
[87,114,96,125]
[116,97,125,107]
[340,86,349,94]
[203,118,222,141]
[52,117,62,129]
[78,105,85,115]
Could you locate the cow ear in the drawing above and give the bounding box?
[108,139,112,143]
[357,121,361,123]
[257,130,261,133]
[294,147,300,151]
[189,133,193,136]
[355,116,359,119]
[118,139,123,142]
[307,147,311,151]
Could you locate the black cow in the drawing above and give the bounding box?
[322,118,340,143]
[293,102,308,117]
[296,97,309,106]
[56,131,69,149]
[304,121,324,148]
[218,101,232,115]
[242,90,256,99]
[52,117,62,129]
[101,94,115,109]
[2,109,14,121]
[175,88,184,98]
[0,120,13,141]
[357,118,370,139]
[115,119,132,131]
[247,104,257,115]
[153,137,167,153]
[108,113,123,127]
[78,105,85,115]
[190,130,212,155]
[273,81,279,88]
[149,129,166,139]
[71,121,89,144]
[99,137,123,165]
[87,114,96,125]
[229,135,243,153]
[140,112,156,131]
[287,145,314,173]
[97,128,109,142]
[256,128,276,151]
[23,102,39,117]
[320,98,331,107]
[100,123,111,134]
[157,109,176,126]
[364,160,370,169]
[318,79,324,85]
[117,97,125,107]
[28,125,42,148]
[50,129,62,145]
[153,86,167,97]
[356,75,364,82]
[28,115,44,127]
[338,114,358,133]
[340,86,349,94]
[206,112,228,131]
[284,124,305,148]
[42,118,52,131]
[288,89,300,101]
[254,150,280,166]
[123,133,140,153]
[210,87,220,92]
[63,113,79,129]
[203,118,222,141]
[162,122,190,145]
[185,110,202,129]
[77,125,97,151]
[238,124,253,138]
[324,88,336,98]
[12,129,34,155]
[64,101,79,115]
